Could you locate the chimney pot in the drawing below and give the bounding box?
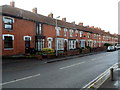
[78,22,83,26]
[10,1,15,7]
[48,13,53,18]
[32,8,37,13]
[62,18,66,22]
[86,25,89,28]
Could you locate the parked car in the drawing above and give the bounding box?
[107,46,116,51]
[115,44,120,50]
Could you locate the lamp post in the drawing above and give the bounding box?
[55,16,60,57]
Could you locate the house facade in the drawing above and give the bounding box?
[0,1,119,56]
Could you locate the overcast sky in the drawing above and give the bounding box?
[1,0,119,34]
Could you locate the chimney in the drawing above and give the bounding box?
[98,28,101,30]
[10,1,15,7]
[32,8,37,14]
[62,18,66,22]
[91,26,94,28]
[48,13,53,18]
[78,22,83,26]
[86,25,89,28]
[72,21,75,25]
[95,27,99,30]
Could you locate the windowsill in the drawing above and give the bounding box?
[4,29,13,31]
[4,48,14,50]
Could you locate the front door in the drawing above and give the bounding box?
[25,37,30,53]
[64,40,67,51]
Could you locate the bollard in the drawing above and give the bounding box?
[110,68,114,81]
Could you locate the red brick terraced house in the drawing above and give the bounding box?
[0,1,119,56]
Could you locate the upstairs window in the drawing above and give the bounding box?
[80,31,83,37]
[88,33,91,38]
[56,27,61,36]
[36,23,42,35]
[64,28,67,37]
[3,17,14,30]
[75,30,78,37]
[69,29,73,37]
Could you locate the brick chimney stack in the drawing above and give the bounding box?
[91,26,94,28]
[10,1,15,7]
[72,21,75,25]
[48,13,53,18]
[86,25,89,28]
[62,18,66,22]
[78,22,83,26]
[32,8,37,14]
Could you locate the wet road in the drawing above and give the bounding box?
[2,50,118,88]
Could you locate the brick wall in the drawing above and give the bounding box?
[2,16,35,55]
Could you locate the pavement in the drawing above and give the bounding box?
[98,68,120,90]
[2,51,105,64]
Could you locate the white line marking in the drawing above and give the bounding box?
[91,59,96,61]
[0,74,40,86]
[60,62,85,70]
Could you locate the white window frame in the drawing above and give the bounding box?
[55,27,61,36]
[64,28,68,37]
[23,36,32,41]
[88,33,91,38]
[2,34,14,40]
[2,34,14,50]
[75,30,78,37]
[56,38,64,50]
[69,29,73,37]
[80,31,83,37]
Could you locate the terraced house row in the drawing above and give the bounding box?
[0,1,119,56]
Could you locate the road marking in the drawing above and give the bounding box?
[91,59,96,61]
[0,74,40,86]
[91,56,103,61]
[59,62,85,70]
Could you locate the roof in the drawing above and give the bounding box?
[0,5,117,36]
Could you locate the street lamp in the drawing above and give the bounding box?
[55,16,60,57]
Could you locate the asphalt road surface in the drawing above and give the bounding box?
[2,50,119,88]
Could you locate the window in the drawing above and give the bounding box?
[57,38,64,50]
[88,33,91,38]
[3,17,14,30]
[64,28,67,37]
[80,40,86,48]
[75,30,78,37]
[4,36,13,48]
[99,35,101,40]
[69,29,73,37]
[94,34,96,39]
[88,40,93,47]
[35,39,44,51]
[68,40,76,49]
[80,31,83,37]
[36,23,42,35]
[56,27,61,36]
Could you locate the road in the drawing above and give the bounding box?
[2,50,119,88]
